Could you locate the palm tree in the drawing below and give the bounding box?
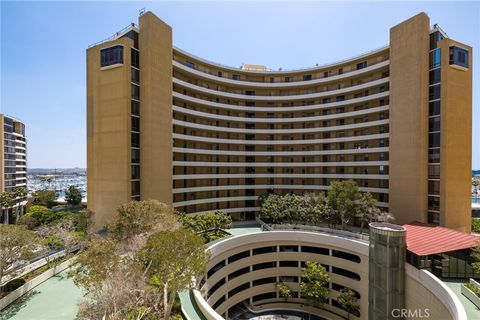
[0,192,13,224]
[13,186,28,220]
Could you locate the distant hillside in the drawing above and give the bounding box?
[474,170,480,176]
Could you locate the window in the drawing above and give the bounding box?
[430,31,444,50]
[428,211,440,225]
[253,246,276,255]
[429,68,441,85]
[429,132,440,148]
[212,296,225,310]
[207,278,225,297]
[252,292,276,302]
[131,68,140,84]
[332,267,361,281]
[228,250,250,264]
[131,117,140,132]
[428,165,440,179]
[253,277,276,286]
[131,100,140,115]
[356,61,367,70]
[131,84,140,100]
[207,261,225,278]
[131,48,139,68]
[428,196,440,211]
[131,165,140,180]
[252,261,275,271]
[131,132,140,148]
[429,84,441,100]
[279,245,298,252]
[449,46,469,68]
[185,61,195,68]
[324,71,329,78]
[429,49,441,69]
[429,117,440,132]
[303,74,312,81]
[428,180,440,195]
[245,90,256,96]
[429,100,440,116]
[131,149,140,164]
[429,149,440,163]
[285,76,293,82]
[100,45,123,67]
[228,267,250,280]
[232,74,240,80]
[301,246,329,255]
[131,181,140,196]
[336,95,345,102]
[279,261,298,267]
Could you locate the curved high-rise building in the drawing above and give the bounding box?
[87,12,472,231]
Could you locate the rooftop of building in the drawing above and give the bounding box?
[404,221,479,256]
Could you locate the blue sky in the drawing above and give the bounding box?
[1,1,479,169]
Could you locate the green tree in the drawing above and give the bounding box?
[300,261,330,306]
[338,288,360,320]
[179,210,232,242]
[327,180,361,229]
[107,200,179,243]
[140,228,208,320]
[32,189,58,208]
[356,192,381,234]
[276,282,293,301]
[471,242,480,274]
[0,225,38,292]
[13,186,28,220]
[0,192,13,224]
[65,185,82,206]
[19,206,72,228]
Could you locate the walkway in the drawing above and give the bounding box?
[0,270,82,320]
[443,280,480,320]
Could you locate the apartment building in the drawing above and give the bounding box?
[0,114,28,223]
[87,12,472,231]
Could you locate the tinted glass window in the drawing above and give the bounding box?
[429,68,441,84]
[429,84,441,100]
[449,46,469,68]
[429,100,440,116]
[429,49,441,69]
[429,132,440,148]
[100,45,123,67]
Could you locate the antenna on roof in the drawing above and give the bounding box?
[139,8,146,16]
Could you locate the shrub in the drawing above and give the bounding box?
[2,278,26,293]
[472,218,480,233]
[465,282,480,298]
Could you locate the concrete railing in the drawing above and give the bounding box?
[0,258,76,311]
[192,289,223,320]
[461,278,480,309]
[405,264,467,320]
[255,217,369,242]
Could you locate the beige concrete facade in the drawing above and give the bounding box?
[87,37,135,229]
[389,13,430,226]
[138,12,173,205]
[438,39,473,232]
[87,11,472,232]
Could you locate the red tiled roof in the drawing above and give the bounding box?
[403,221,479,256]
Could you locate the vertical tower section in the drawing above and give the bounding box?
[138,12,173,205]
[438,38,472,232]
[389,13,430,225]
[368,222,406,320]
[87,29,137,229]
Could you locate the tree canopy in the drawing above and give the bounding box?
[300,261,330,306]
[65,185,82,206]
